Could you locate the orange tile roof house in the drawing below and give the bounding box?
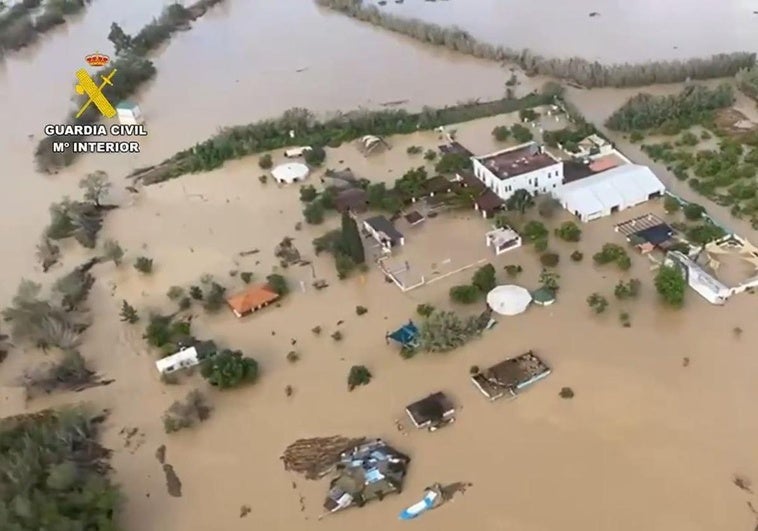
[226,284,280,318]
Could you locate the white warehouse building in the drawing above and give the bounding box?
[472,142,563,201]
[552,164,665,222]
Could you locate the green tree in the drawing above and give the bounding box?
[418,310,483,352]
[258,153,273,169]
[108,22,132,54]
[663,195,681,213]
[303,200,325,224]
[539,269,560,291]
[505,189,534,214]
[540,252,559,267]
[654,265,686,307]
[366,182,387,207]
[523,220,548,244]
[587,293,609,314]
[266,273,288,296]
[510,124,533,142]
[304,146,326,166]
[202,282,226,312]
[335,253,356,279]
[450,284,481,304]
[347,365,372,391]
[614,278,641,299]
[299,185,318,202]
[492,125,511,141]
[340,212,365,264]
[686,223,726,245]
[119,300,139,323]
[201,349,259,389]
[555,221,581,242]
[416,303,435,317]
[102,238,125,265]
[434,152,470,174]
[471,263,496,293]
[683,202,705,220]
[79,171,111,207]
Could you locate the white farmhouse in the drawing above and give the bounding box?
[472,142,563,201]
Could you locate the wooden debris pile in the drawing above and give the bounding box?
[281,436,366,479]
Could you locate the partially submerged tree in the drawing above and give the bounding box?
[79,171,111,207]
[654,265,686,307]
[340,212,365,265]
[449,284,481,304]
[347,365,372,391]
[201,349,259,389]
[35,237,60,272]
[505,189,534,215]
[134,256,153,274]
[419,310,483,353]
[119,300,139,324]
[102,239,125,266]
[202,282,226,313]
[587,293,609,314]
[52,265,95,312]
[163,389,212,433]
[555,221,582,242]
[266,273,289,296]
[22,349,108,398]
[471,263,496,293]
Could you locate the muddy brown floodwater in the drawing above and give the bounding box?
[0,2,757,531]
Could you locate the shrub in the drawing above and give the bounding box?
[417,303,435,317]
[534,237,549,252]
[258,174,267,184]
[654,265,686,307]
[347,365,372,391]
[167,286,184,300]
[519,109,539,122]
[311,325,322,335]
[593,243,630,270]
[335,253,356,279]
[523,220,548,244]
[619,312,631,327]
[258,154,273,169]
[162,390,212,433]
[355,305,368,316]
[202,282,226,312]
[102,239,125,265]
[189,285,203,300]
[540,252,559,267]
[178,297,191,310]
[511,124,533,142]
[331,330,343,341]
[434,152,471,174]
[450,284,480,304]
[559,387,575,399]
[614,278,641,299]
[678,131,699,146]
[286,350,300,363]
[134,256,153,274]
[686,223,726,245]
[423,149,437,161]
[539,269,560,291]
[570,250,584,262]
[504,264,523,277]
[469,365,480,375]
[406,145,422,155]
[537,197,561,218]
[629,131,644,143]
[587,293,609,314]
[663,195,681,213]
[555,221,582,242]
[240,272,253,284]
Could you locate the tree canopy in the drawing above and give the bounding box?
[201,349,259,389]
[654,265,687,307]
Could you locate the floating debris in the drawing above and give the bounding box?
[281,436,367,479]
[163,464,182,497]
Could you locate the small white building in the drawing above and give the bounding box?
[363,215,404,251]
[664,251,732,305]
[485,227,522,255]
[552,164,665,222]
[284,146,312,158]
[116,102,143,125]
[472,142,563,201]
[271,162,310,184]
[570,134,613,158]
[155,347,199,375]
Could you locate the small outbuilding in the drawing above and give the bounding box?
[531,287,556,306]
[387,321,419,350]
[404,211,425,226]
[405,392,456,431]
[116,102,143,125]
[364,216,405,249]
[552,164,665,222]
[485,227,521,255]
[271,162,310,184]
[472,351,551,401]
[226,284,280,318]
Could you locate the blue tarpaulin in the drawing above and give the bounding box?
[388,321,419,347]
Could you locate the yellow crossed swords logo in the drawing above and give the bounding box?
[75,68,117,119]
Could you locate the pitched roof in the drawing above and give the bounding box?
[365,216,404,241]
[226,284,279,315]
[475,189,504,213]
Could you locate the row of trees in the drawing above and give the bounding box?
[605,84,734,133]
[0,407,121,530]
[315,0,755,89]
[0,0,91,55]
[131,89,559,184]
[736,66,758,101]
[35,1,225,172]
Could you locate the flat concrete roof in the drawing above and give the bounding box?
[476,143,559,181]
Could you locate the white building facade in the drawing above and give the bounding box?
[472,142,563,201]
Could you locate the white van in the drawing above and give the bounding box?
[284,146,312,158]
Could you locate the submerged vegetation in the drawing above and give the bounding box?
[0,407,120,529]
[315,0,755,89]
[130,86,561,184]
[0,0,92,56]
[35,0,226,172]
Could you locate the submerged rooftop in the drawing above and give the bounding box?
[475,142,559,181]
